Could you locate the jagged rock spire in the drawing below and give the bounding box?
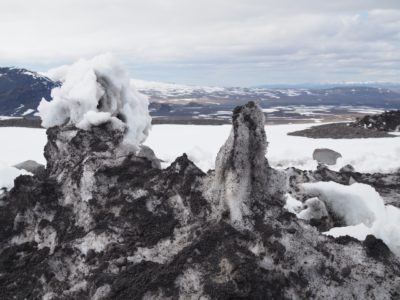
[214,101,286,228]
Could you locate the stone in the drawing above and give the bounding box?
[313,148,342,165]
[13,160,45,176]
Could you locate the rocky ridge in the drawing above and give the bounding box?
[352,110,400,131]
[288,122,396,139]
[0,102,399,299]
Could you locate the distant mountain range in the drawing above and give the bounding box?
[1,67,400,123]
[254,82,400,90]
[132,79,400,107]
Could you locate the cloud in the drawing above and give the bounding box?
[0,0,399,85]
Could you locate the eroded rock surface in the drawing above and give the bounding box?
[0,102,400,299]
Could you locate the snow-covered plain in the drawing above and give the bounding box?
[1,123,400,174]
[145,123,400,173]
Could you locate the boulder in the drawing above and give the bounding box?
[313,148,342,165]
[13,160,45,176]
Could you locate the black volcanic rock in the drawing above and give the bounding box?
[0,67,59,116]
[0,102,400,299]
[352,110,400,131]
[288,122,395,139]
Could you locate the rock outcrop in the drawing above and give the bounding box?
[352,110,400,131]
[213,102,286,228]
[0,102,400,299]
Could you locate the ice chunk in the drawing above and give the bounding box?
[38,54,151,148]
[303,182,384,226]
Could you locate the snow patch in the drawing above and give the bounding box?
[284,193,303,214]
[0,163,31,193]
[303,181,400,256]
[303,182,384,226]
[297,197,329,221]
[76,111,124,131]
[22,108,35,116]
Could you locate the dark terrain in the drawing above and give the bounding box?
[288,122,397,139]
[288,110,400,139]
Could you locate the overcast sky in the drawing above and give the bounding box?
[1,0,399,86]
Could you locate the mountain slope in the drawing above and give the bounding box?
[0,67,58,116]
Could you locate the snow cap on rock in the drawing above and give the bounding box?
[38,54,151,148]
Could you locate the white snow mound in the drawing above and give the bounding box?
[38,54,151,147]
[302,181,400,256]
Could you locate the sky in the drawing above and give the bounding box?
[1,0,399,86]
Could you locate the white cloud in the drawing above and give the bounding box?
[0,0,399,85]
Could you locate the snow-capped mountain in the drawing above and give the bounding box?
[0,67,59,117]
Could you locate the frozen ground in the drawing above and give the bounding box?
[0,123,400,174]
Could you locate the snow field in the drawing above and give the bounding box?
[145,123,400,174]
[1,123,400,186]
